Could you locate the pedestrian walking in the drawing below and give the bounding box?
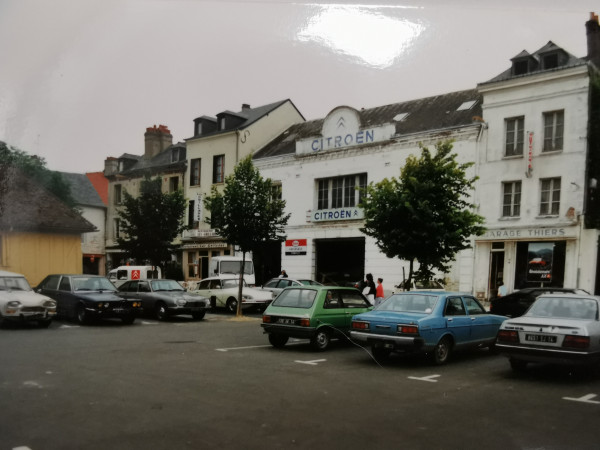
[279,270,288,278]
[375,277,385,306]
[363,273,376,305]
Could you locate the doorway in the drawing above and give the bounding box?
[315,238,365,286]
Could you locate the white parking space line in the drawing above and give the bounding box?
[216,341,304,352]
[563,393,600,404]
[13,446,33,450]
[295,359,326,366]
[140,321,158,325]
[58,325,80,329]
[216,345,273,352]
[408,374,441,383]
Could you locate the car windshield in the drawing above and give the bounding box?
[73,277,117,292]
[527,296,599,320]
[0,276,32,291]
[151,280,184,292]
[272,289,317,309]
[222,279,247,289]
[377,294,438,314]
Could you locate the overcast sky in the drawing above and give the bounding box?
[1,0,598,173]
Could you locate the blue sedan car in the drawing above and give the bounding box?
[350,291,507,364]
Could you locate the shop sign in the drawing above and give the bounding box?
[476,226,576,240]
[526,242,553,282]
[182,242,228,249]
[312,207,364,222]
[296,106,395,155]
[285,239,307,255]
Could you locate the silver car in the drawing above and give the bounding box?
[0,270,56,328]
[260,278,323,299]
[496,293,600,371]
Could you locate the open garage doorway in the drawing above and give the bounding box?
[315,238,365,286]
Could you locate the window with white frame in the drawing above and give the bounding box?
[539,177,561,216]
[505,116,524,156]
[317,173,367,210]
[543,110,564,152]
[190,158,201,186]
[502,181,521,217]
[114,184,122,205]
[213,155,225,184]
[114,218,121,239]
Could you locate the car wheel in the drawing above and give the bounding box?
[155,302,168,321]
[371,346,392,361]
[226,298,238,314]
[38,319,52,328]
[310,328,331,351]
[121,314,135,325]
[192,311,206,320]
[509,358,528,372]
[268,334,289,348]
[76,304,89,325]
[432,336,452,365]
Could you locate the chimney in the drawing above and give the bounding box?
[586,12,600,68]
[104,157,118,176]
[144,124,173,159]
[241,103,251,111]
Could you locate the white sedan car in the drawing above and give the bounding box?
[496,293,600,371]
[260,277,323,298]
[0,270,57,328]
[191,277,273,313]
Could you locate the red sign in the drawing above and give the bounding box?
[131,270,140,280]
[285,239,307,255]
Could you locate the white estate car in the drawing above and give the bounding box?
[191,276,272,313]
[0,270,56,328]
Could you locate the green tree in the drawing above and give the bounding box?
[360,140,485,289]
[117,176,187,269]
[0,141,79,210]
[204,155,290,316]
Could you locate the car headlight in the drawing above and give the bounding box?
[176,299,186,306]
[6,301,22,314]
[43,300,56,309]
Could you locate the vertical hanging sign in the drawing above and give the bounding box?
[527,131,533,176]
[195,192,203,225]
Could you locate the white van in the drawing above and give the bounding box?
[108,265,162,288]
[209,256,255,286]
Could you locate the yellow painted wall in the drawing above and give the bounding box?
[0,232,83,286]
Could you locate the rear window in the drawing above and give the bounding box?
[528,296,598,320]
[378,294,438,313]
[273,289,317,309]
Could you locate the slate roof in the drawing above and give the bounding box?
[116,142,187,177]
[0,165,96,234]
[253,89,483,159]
[480,41,588,85]
[59,172,106,208]
[187,99,305,141]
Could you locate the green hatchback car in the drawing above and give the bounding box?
[261,286,373,351]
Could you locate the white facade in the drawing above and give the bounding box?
[255,103,484,296]
[474,61,597,297]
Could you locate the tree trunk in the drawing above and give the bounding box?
[237,253,245,317]
[406,259,414,292]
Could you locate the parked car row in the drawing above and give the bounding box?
[261,285,600,372]
[0,271,212,327]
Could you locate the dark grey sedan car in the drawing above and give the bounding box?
[36,274,141,325]
[118,279,210,321]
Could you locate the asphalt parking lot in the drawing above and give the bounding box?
[2,311,600,450]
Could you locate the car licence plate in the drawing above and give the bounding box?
[525,334,556,343]
[277,318,295,325]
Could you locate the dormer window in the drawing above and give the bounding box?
[196,122,202,136]
[513,60,529,75]
[171,147,183,162]
[219,117,226,130]
[542,53,559,69]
